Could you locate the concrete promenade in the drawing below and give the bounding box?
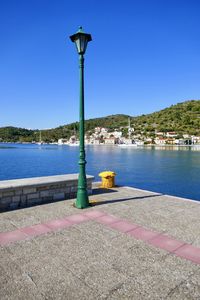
[1,184,200,299]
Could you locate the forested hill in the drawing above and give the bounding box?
[132,100,200,135]
[0,100,200,142]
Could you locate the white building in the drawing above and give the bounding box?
[109,131,122,138]
[58,138,68,145]
[155,137,166,145]
[166,132,178,138]
[101,128,108,134]
[155,131,165,136]
[104,137,116,145]
[191,136,200,144]
[69,135,78,144]
[94,127,101,133]
[93,138,101,145]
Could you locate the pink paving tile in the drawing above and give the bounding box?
[20,224,51,237]
[108,220,140,233]
[82,210,107,219]
[127,227,160,241]
[0,230,28,246]
[44,218,72,231]
[96,214,121,225]
[149,234,185,252]
[173,244,200,264]
[66,214,89,224]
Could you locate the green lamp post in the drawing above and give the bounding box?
[70,27,92,208]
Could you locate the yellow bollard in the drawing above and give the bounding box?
[98,171,116,188]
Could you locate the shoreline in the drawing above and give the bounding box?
[0,142,200,148]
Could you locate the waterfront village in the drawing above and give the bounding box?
[57,126,200,146]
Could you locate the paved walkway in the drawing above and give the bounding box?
[1,185,200,299]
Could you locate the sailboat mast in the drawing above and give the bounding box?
[128,117,131,140]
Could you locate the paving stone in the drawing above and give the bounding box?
[127,227,160,241]
[166,282,200,300]
[105,254,200,300]
[66,213,89,224]
[166,268,200,299]
[20,224,51,237]
[0,230,28,246]
[0,264,43,300]
[44,218,72,231]
[149,234,185,252]
[174,244,200,265]
[108,220,139,233]
[82,209,106,219]
[96,214,121,225]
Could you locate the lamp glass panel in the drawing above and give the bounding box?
[80,36,88,53]
[74,38,81,54]
[74,35,88,54]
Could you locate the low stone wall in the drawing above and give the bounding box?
[0,174,94,211]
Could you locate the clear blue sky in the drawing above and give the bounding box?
[0,0,200,129]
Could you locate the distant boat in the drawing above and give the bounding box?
[135,140,144,146]
[36,131,43,145]
[118,117,138,147]
[68,142,79,146]
[118,143,137,147]
[68,125,79,146]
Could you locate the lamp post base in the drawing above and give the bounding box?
[75,189,90,209]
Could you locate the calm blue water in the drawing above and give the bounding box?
[0,143,199,201]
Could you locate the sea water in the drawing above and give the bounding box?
[0,143,199,201]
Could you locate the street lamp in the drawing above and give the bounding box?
[70,26,92,209]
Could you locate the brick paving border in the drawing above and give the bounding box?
[1,210,200,265]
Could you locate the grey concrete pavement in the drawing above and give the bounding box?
[1,185,200,299]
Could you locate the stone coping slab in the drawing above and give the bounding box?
[0,174,94,191]
[0,174,94,211]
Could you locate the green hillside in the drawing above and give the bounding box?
[132,100,200,135]
[0,127,35,142]
[0,100,200,142]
